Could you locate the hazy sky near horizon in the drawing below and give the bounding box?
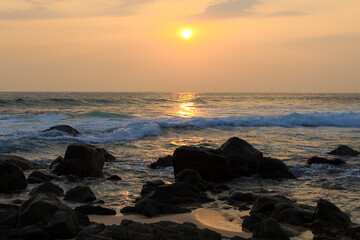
[0,0,359,92]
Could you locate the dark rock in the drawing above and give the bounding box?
[106,175,122,181]
[99,148,116,161]
[77,222,107,239]
[230,237,249,240]
[65,186,97,203]
[242,213,265,231]
[8,225,52,240]
[175,168,203,185]
[218,137,262,158]
[50,156,63,174]
[75,205,116,215]
[149,155,173,169]
[252,218,290,240]
[306,157,346,166]
[151,182,212,204]
[344,224,360,239]
[0,154,45,170]
[313,236,338,240]
[250,196,314,227]
[0,160,27,192]
[0,204,18,228]
[29,182,64,196]
[19,193,79,239]
[309,199,351,236]
[121,198,190,217]
[328,145,359,156]
[140,180,165,195]
[12,199,23,204]
[258,157,296,179]
[43,124,81,136]
[57,144,105,177]
[230,192,258,203]
[198,228,222,240]
[27,170,56,184]
[76,211,91,227]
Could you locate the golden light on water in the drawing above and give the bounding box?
[176,92,197,118]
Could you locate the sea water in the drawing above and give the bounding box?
[0,92,359,222]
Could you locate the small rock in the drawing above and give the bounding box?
[328,145,359,156]
[43,125,81,136]
[27,170,56,184]
[75,205,116,215]
[50,156,63,174]
[29,182,64,196]
[141,180,165,195]
[242,213,265,231]
[0,154,45,170]
[252,218,290,240]
[149,155,173,169]
[106,175,122,181]
[0,160,27,192]
[65,186,97,203]
[306,157,346,166]
[258,157,296,179]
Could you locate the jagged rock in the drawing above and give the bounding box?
[50,156,63,174]
[328,145,359,156]
[0,154,45,170]
[27,170,56,184]
[106,175,122,181]
[0,160,27,192]
[75,205,116,215]
[309,199,351,236]
[306,157,346,166]
[252,218,290,240]
[149,155,173,169]
[65,186,97,203]
[250,196,314,227]
[56,144,105,177]
[258,157,296,179]
[43,125,81,136]
[121,198,190,217]
[29,182,64,196]
[19,193,79,239]
[140,180,165,195]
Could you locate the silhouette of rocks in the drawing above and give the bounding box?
[43,125,81,136]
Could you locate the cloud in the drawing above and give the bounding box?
[191,0,260,20]
[267,11,306,17]
[0,0,156,20]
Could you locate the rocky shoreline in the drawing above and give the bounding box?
[0,127,359,240]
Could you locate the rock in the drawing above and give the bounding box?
[313,236,338,240]
[19,193,79,239]
[99,148,116,161]
[198,228,222,240]
[57,144,105,177]
[140,180,165,195]
[328,145,359,156]
[218,137,263,160]
[344,224,360,239]
[306,157,346,166]
[0,160,27,192]
[29,182,64,196]
[151,182,212,204]
[106,175,122,181]
[250,196,314,227]
[0,154,45,170]
[175,168,203,185]
[258,157,296,179]
[230,237,249,240]
[252,218,290,240]
[242,213,265,231]
[50,156,63,174]
[8,225,52,240]
[149,155,173,169]
[75,205,116,215]
[27,170,56,184]
[230,191,258,203]
[309,199,351,236]
[65,186,97,203]
[0,204,19,228]
[121,198,190,217]
[43,124,81,136]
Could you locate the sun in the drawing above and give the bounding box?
[181,29,192,39]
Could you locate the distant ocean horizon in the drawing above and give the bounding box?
[1,92,359,223]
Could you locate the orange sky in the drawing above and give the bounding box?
[0,0,359,92]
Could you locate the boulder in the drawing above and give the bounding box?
[328,145,359,156]
[149,155,173,169]
[0,154,45,170]
[250,196,314,227]
[50,156,63,174]
[29,182,64,196]
[218,137,263,160]
[0,160,27,192]
[65,186,97,203]
[140,180,165,195]
[175,168,203,185]
[242,213,265,231]
[0,204,19,228]
[27,170,56,184]
[252,218,290,240]
[151,182,212,204]
[106,175,122,181]
[19,193,79,239]
[75,205,116,215]
[57,144,105,177]
[121,198,190,217]
[258,157,296,179]
[309,199,351,236]
[42,125,81,136]
[99,148,116,161]
[306,157,346,166]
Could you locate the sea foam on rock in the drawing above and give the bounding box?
[173,137,296,182]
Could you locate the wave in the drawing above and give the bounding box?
[76,111,133,119]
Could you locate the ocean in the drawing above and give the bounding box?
[0,92,359,223]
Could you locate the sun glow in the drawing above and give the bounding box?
[181,29,192,39]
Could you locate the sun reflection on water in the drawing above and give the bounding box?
[176,92,197,118]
